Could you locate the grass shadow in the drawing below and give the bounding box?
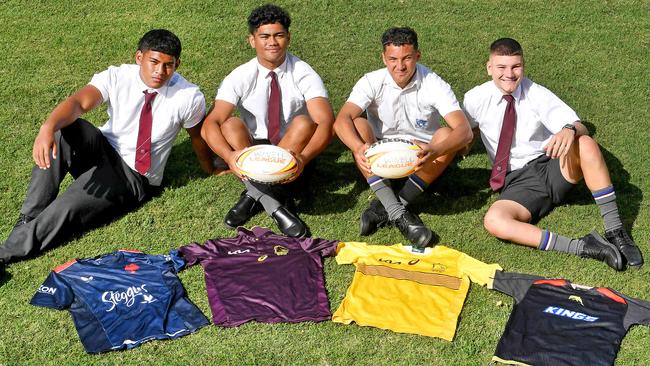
[160,137,208,189]
[279,140,368,215]
[415,160,493,216]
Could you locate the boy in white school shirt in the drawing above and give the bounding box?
[334,27,472,249]
[463,37,643,271]
[0,29,215,274]
[201,4,334,238]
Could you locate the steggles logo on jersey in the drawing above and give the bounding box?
[141,294,156,304]
[102,284,156,312]
[274,245,289,256]
[228,249,251,255]
[568,295,584,306]
[408,259,420,265]
[543,306,599,322]
[258,255,268,262]
[37,285,57,295]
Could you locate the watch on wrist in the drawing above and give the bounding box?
[562,124,577,134]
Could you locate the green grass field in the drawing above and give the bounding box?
[1,0,649,364]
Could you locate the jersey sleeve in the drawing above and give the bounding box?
[334,242,369,264]
[490,271,545,303]
[178,241,217,267]
[150,250,187,273]
[30,271,74,310]
[346,75,376,111]
[457,252,502,287]
[623,295,650,329]
[299,238,342,257]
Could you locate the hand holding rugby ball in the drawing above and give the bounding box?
[365,138,421,179]
[235,145,298,184]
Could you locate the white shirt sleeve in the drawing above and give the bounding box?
[462,90,479,129]
[530,83,580,133]
[88,66,116,102]
[426,73,461,118]
[182,89,206,129]
[347,75,376,111]
[296,67,329,101]
[215,71,241,105]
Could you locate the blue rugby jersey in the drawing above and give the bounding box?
[491,271,650,366]
[30,250,209,354]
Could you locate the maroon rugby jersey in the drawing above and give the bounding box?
[179,227,340,327]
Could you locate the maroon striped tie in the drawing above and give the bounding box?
[489,94,516,191]
[135,91,157,175]
[267,71,281,145]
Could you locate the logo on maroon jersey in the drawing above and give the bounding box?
[124,264,140,273]
[274,245,289,256]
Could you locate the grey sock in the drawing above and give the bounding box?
[592,186,622,232]
[539,230,583,255]
[244,180,281,215]
[398,174,428,205]
[367,176,405,221]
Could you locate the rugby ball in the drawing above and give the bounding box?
[235,145,298,184]
[365,138,421,179]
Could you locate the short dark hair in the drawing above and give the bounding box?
[490,38,523,56]
[137,29,182,59]
[381,27,418,50]
[248,4,291,34]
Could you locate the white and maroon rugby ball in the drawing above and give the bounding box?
[235,145,298,184]
[365,138,421,179]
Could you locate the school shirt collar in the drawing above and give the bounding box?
[489,79,523,104]
[135,67,171,97]
[385,63,422,91]
[256,54,289,79]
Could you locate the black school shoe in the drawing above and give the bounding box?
[393,211,434,249]
[605,228,644,268]
[360,199,389,236]
[271,206,308,238]
[224,191,260,229]
[579,230,624,271]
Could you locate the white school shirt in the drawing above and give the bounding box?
[463,78,580,171]
[215,53,328,140]
[91,64,206,186]
[346,64,461,143]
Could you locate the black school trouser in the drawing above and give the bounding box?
[0,119,151,264]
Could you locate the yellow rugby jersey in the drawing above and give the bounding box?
[332,242,502,340]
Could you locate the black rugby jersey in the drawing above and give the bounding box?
[491,271,650,366]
